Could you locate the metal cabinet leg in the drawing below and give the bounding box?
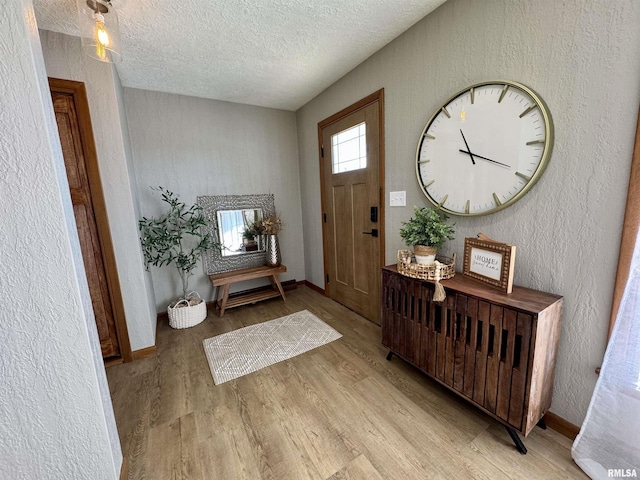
[537,418,547,430]
[386,351,393,361]
[505,426,527,455]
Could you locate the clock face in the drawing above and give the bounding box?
[416,81,553,216]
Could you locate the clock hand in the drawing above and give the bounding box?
[459,129,476,165]
[458,149,510,168]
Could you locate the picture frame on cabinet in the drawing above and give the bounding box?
[463,236,516,294]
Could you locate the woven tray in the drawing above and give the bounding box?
[397,250,456,281]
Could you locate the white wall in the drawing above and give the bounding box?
[113,63,158,340]
[0,1,121,478]
[296,0,640,426]
[123,89,304,310]
[39,30,157,351]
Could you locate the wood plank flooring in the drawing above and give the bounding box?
[106,286,587,479]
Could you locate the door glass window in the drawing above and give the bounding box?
[331,122,367,173]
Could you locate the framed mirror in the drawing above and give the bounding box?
[197,194,275,273]
[217,208,265,257]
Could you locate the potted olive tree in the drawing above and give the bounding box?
[399,206,455,264]
[139,187,215,329]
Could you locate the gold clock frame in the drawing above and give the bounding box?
[415,80,554,216]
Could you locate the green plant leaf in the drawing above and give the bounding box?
[138,186,220,298]
[399,206,455,248]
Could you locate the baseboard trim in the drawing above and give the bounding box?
[119,456,128,480]
[543,411,580,440]
[303,280,325,295]
[131,345,158,360]
[157,310,168,323]
[104,357,124,368]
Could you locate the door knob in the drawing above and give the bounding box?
[362,229,378,237]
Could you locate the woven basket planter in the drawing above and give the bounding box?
[413,245,437,264]
[167,291,207,329]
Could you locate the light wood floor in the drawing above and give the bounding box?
[106,286,587,479]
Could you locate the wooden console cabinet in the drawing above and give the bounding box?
[381,265,563,453]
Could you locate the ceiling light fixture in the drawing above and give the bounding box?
[76,0,122,63]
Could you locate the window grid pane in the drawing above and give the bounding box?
[331,122,367,173]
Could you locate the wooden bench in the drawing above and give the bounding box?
[208,265,287,317]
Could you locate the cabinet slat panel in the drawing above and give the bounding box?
[395,276,404,357]
[473,301,491,405]
[404,278,416,364]
[484,304,504,413]
[462,297,479,398]
[404,278,412,361]
[443,294,456,387]
[453,294,468,392]
[381,272,392,348]
[496,308,517,421]
[426,292,437,376]
[391,277,402,354]
[397,279,407,356]
[396,276,404,357]
[435,301,447,382]
[412,281,424,366]
[384,278,393,348]
[508,312,533,431]
[419,283,431,371]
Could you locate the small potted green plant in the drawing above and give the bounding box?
[138,187,216,328]
[242,223,260,251]
[399,206,455,264]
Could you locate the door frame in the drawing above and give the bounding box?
[318,89,386,297]
[609,106,640,339]
[49,78,132,363]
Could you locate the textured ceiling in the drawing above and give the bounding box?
[33,0,447,110]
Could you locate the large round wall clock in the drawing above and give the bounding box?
[415,80,554,216]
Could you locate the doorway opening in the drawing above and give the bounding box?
[318,90,385,324]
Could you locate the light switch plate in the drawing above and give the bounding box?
[390,191,406,207]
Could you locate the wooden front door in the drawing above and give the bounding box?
[49,79,130,362]
[319,90,385,324]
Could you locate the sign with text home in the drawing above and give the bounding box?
[463,237,516,294]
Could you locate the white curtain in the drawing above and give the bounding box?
[572,238,640,478]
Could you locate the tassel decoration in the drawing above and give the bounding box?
[431,260,447,302]
[433,281,446,302]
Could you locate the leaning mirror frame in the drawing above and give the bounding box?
[216,208,265,257]
[197,194,276,274]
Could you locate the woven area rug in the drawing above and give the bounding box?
[203,309,342,385]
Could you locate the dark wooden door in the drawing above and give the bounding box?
[50,81,125,360]
[320,91,384,324]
